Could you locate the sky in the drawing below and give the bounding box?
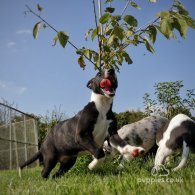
[0,0,195,118]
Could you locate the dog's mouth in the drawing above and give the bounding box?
[100,79,116,97]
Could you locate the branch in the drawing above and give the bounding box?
[92,0,102,70]
[135,16,160,34]
[25,5,97,67]
[98,0,103,70]
[121,0,132,17]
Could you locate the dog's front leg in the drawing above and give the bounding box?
[109,134,145,157]
[108,115,145,158]
[88,156,105,170]
[76,133,105,170]
[76,130,105,157]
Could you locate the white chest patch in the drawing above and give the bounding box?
[93,114,112,147]
[90,92,113,147]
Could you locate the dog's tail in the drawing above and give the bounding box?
[19,150,41,178]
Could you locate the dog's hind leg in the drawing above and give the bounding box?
[41,156,58,179]
[173,141,189,171]
[52,157,77,178]
[154,145,173,168]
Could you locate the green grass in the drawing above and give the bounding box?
[1,154,195,195]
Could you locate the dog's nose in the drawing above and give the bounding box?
[107,69,115,75]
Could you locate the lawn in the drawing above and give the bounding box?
[1,154,195,195]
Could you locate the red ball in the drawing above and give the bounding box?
[131,148,139,157]
[100,79,112,88]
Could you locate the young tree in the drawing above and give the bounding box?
[26,0,195,71]
[143,81,195,118]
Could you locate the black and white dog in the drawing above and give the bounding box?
[104,116,168,162]
[154,114,195,171]
[19,69,144,179]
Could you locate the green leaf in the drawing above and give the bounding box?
[52,36,58,46]
[107,35,119,47]
[157,11,170,19]
[37,4,43,12]
[78,56,86,69]
[85,28,93,41]
[184,16,195,29]
[112,26,124,40]
[99,13,111,24]
[91,28,98,41]
[111,15,121,22]
[57,31,69,48]
[93,52,99,63]
[130,2,141,10]
[103,45,111,52]
[143,38,155,53]
[132,34,140,46]
[148,25,157,43]
[159,18,174,39]
[148,0,157,3]
[105,28,113,36]
[105,7,115,13]
[173,1,189,16]
[122,51,133,64]
[84,49,92,60]
[124,15,138,27]
[33,22,42,39]
[177,19,188,38]
[76,49,83,55]
[105,0,113,3]
[126,29,133,37]
[173,18,188,38]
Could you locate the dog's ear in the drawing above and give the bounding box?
[87,78,94,89]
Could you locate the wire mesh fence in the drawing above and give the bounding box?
[0,103,39,170]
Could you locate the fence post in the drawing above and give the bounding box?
[13,122,19,168]
[33,119,39,166]
[9,108,12,170]
[23,115,28,167]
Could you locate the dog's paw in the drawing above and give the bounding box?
[88,159,98,170]
[122,145,145,157]
[88,157,105,170]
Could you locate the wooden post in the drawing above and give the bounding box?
[9,109,12,169]
[23,115,28,167]
[33,119,39,166]
[13,122,19,168]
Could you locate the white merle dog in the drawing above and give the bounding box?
[154,113,195,171]
[19,69,144,179]
[104,116,168,162]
